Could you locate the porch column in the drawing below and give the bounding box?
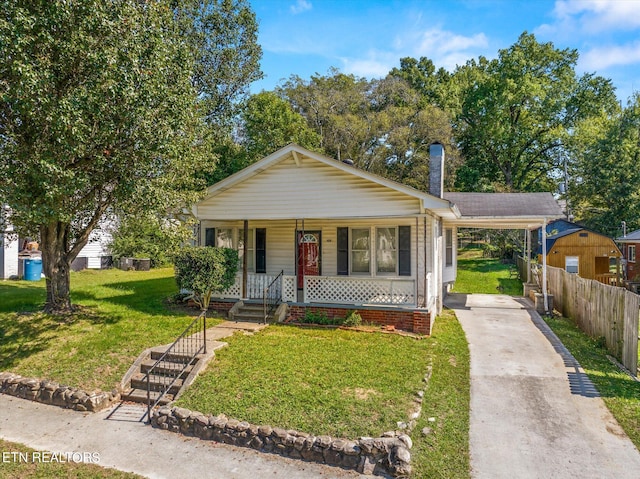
[242,220,248,299]
[541,218,548,313]
[526,228,531,283]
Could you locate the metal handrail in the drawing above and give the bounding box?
[263,270,284,323]
[143,311,206,422]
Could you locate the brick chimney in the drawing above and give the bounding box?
[429,142,444,198]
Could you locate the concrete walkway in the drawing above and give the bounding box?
[446,293,640,479]
[0,320,367,478]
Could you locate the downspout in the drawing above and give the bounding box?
[415,216,419,307]
[541,218,548,314]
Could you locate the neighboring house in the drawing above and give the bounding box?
[193,143,563,333]
[540,224,622,283]
[616,228,640,281]
[0,218,112,279]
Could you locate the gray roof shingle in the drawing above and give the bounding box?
[443,192,564,218]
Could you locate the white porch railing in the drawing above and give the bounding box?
[211,273,297,302]
[304,276,415,306]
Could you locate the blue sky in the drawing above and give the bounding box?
[249,0,640,103]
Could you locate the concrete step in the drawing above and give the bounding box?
[140,359,194,378]
[234,310,268,321]
[121,388,173,405]
[149,349,204,363]
[130,373,183,395]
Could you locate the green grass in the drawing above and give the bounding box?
[543,314,640,450]
[0,439,143,479]
[452,247,522,295]
[411,309,470,479]
[0,268,221,391]
[177,324,430,438]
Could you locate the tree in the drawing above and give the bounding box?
[109,214,196,268]
[567,94,640,236]
[174,246,238,312]
[451,33,618,192]
[0,1,212,312]
[175,0,263,132]
[242,91,321,161]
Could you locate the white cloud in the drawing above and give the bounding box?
[580,41,640,70]
[338,27,489,79]
[290,0,312,15]
[543,0,640,34]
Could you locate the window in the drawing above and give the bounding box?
[565,256,579,274]
[376,228,397,274]
[629,245,636,263]
[445,229,453,267]
[338,226,411,276]
[216,228,233,248]
[205,228,216,247]
[351,229,370,273]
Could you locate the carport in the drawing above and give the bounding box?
[444,192,565,311]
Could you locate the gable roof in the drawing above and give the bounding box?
[617,229,640,242]
[195,144,460,220]
[443,192,564,229]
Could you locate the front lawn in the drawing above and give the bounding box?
[0,268,221,391]
[177,310,471,478]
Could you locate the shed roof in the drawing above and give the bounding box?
[443,192,564,229]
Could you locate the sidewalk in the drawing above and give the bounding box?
[446,293,640,479]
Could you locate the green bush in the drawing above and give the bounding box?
[343,310,362,327]
[174,246,239,311]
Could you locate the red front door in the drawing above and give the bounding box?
[297,231,320,289]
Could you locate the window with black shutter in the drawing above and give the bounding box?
[205,228,216,247]
[398,226,411,276]
[337,227,349,275]
[255,228,266,273]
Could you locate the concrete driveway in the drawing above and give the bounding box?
[445,293,640,479]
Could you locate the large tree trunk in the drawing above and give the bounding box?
[40,222,74,313]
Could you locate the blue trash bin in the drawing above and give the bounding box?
[24,258,43,281]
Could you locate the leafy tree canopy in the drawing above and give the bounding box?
[0,0,260,312]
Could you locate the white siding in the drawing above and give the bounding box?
[77,226,112,269]
[442,225,457,284]
[197,156,422,220]
[199,218,434,283]
[0,232,19,279]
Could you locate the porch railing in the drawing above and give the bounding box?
[304,276,415,306]
[143,311,206,422]
[263,270,284,322]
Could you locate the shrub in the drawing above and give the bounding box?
[174,246,238,312]
[343,310,362,327]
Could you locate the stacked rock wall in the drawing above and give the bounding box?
[0,372,119,412]
[152,406,412,476]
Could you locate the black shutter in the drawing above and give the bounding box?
[398,226,411,276]
[337,227,349,275]
[205,228,216,247]
[256,228,266,273]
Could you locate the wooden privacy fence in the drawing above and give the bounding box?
[546,265,639,376]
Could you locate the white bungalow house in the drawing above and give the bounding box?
[193,143,564,333]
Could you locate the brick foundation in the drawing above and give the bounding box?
[288,305,431,335]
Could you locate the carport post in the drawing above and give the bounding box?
[526,229,531,283]
[541,217,548,313]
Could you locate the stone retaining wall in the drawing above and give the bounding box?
[0,372,119,412]
[151,407,412,476]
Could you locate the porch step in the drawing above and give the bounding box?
[149,349,204,364]
[232,302,273,322]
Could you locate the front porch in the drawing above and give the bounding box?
[209,272,433,335]
[211,272,423,307]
